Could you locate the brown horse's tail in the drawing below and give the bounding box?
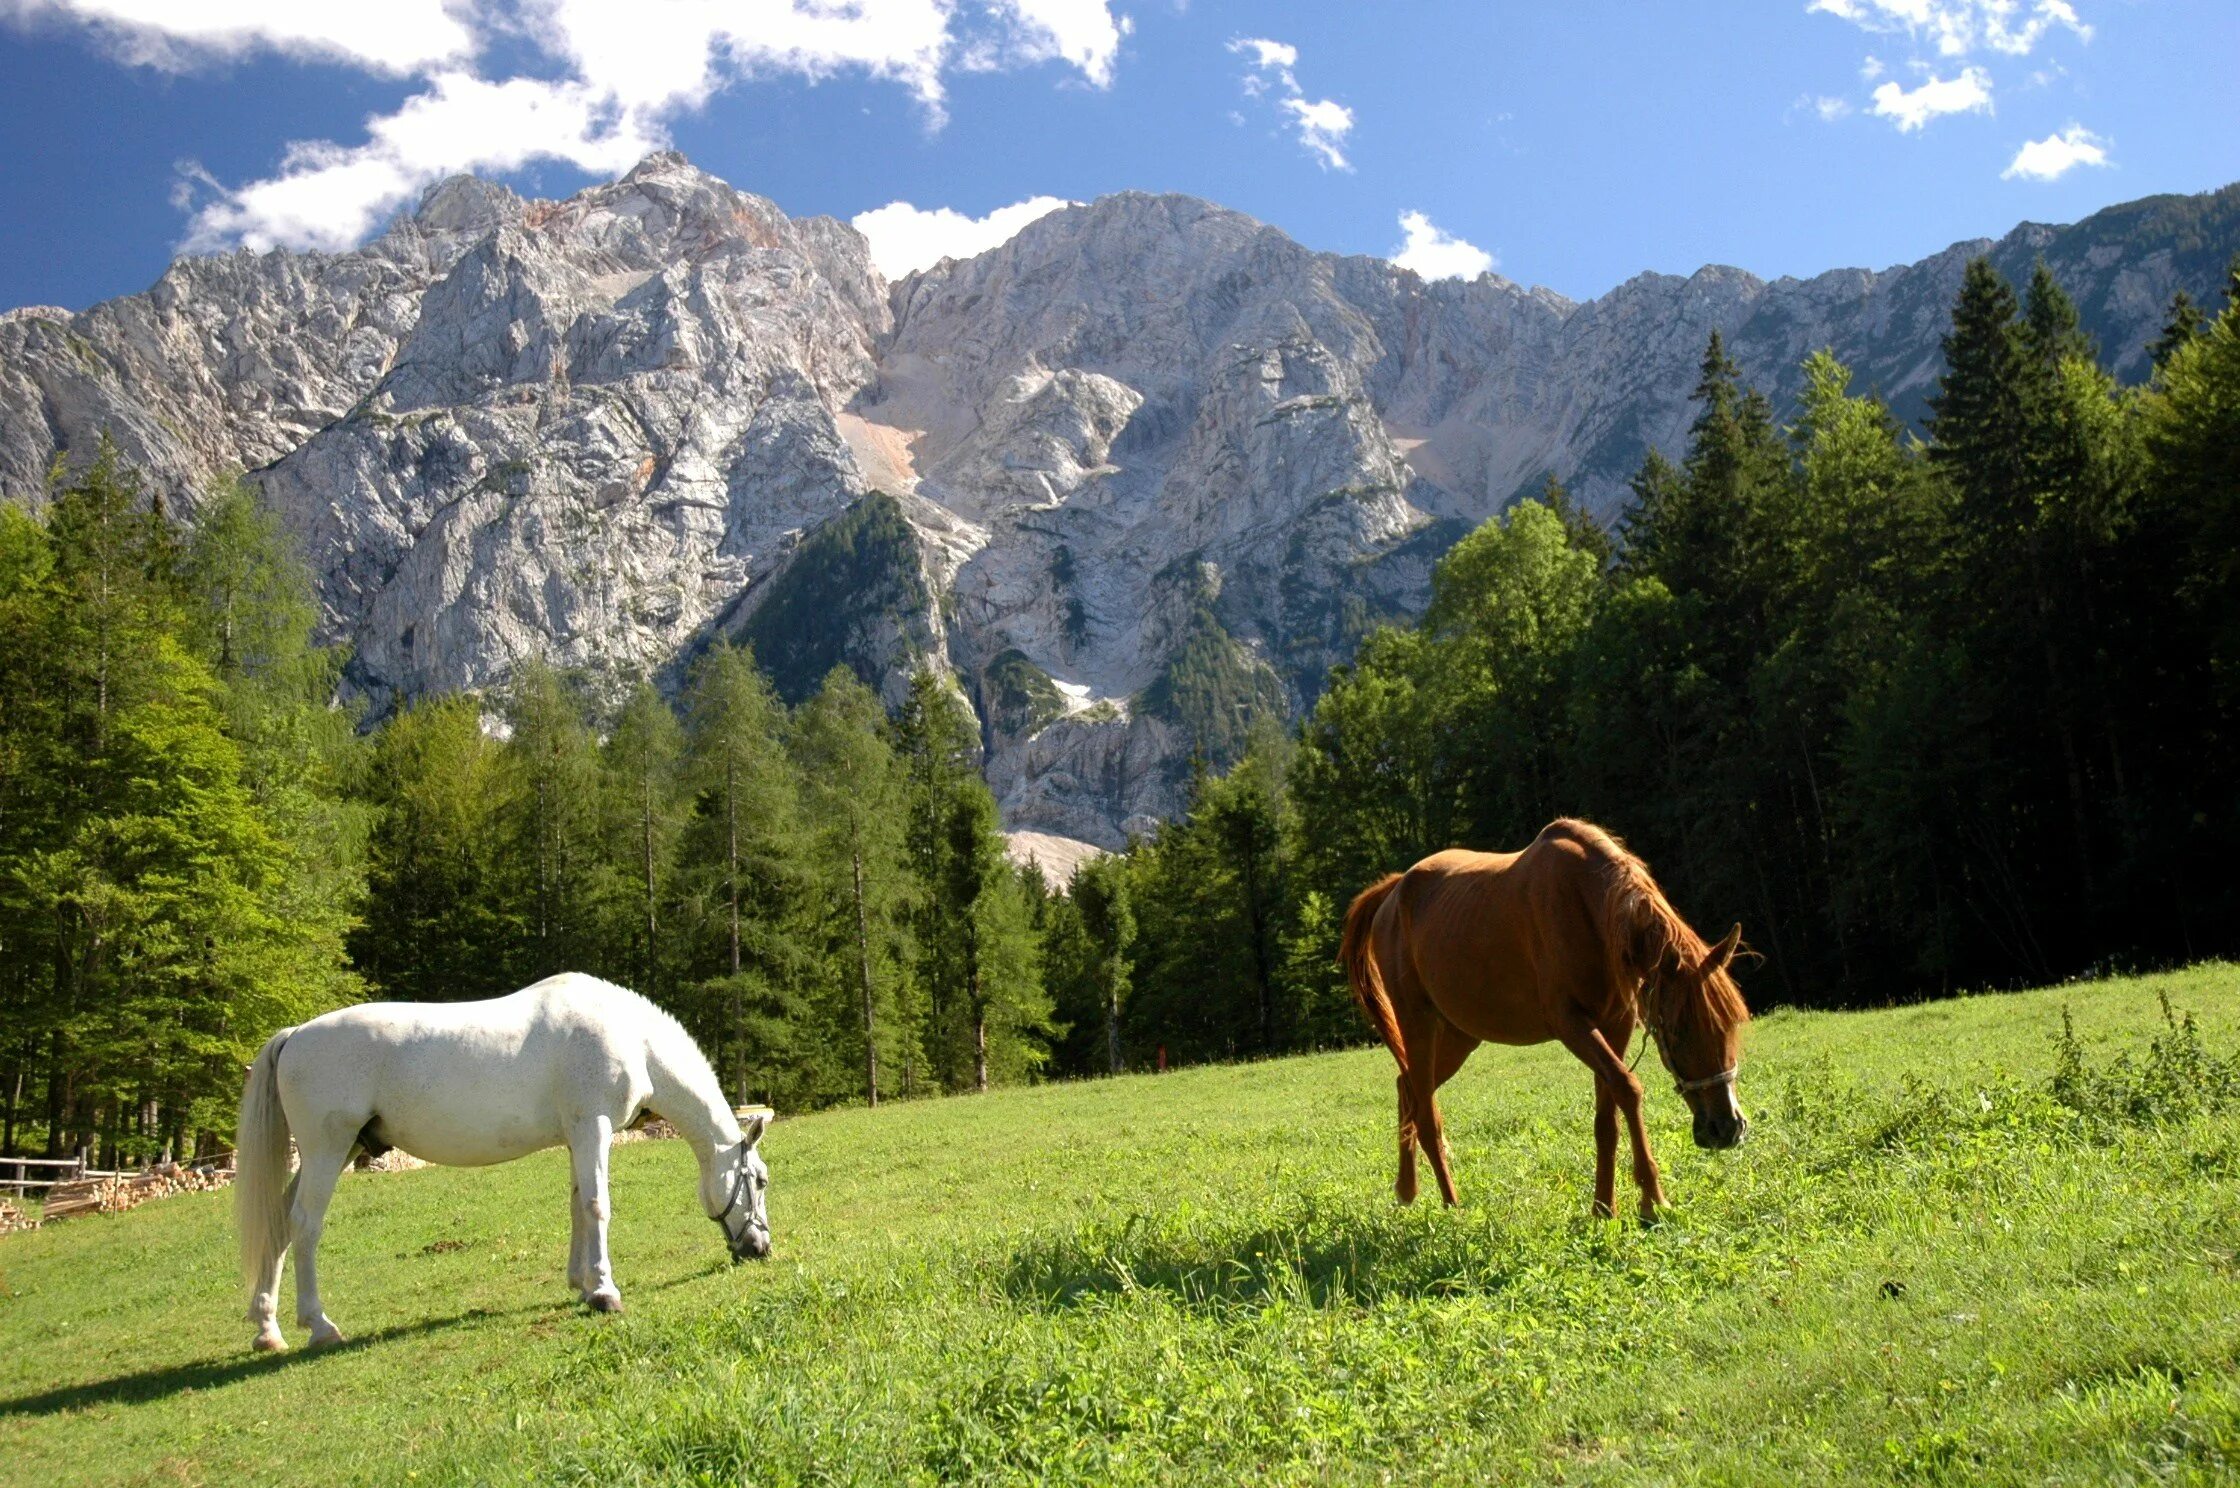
[1342,874,1409,1073]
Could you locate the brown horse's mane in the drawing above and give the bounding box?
[1549,819,1750,1036]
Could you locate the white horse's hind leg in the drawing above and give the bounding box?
[567,1116,620,1312]
[249,1174,294,1353]
[289,1137,352,1347]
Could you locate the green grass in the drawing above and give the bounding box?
[5,966,2240,1485]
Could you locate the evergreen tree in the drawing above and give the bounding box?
[2150,290,2206,371]
[791,667,916,1105]
[354,695,516,1001]
[679,642,811,1105]
[499,658,602,980]
[1071,855,1135,1074]
[598,682,689,996]
[2022,259,2095,370]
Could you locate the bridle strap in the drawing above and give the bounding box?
[710,1154,749,1232]
[1673,1066,1738,1095]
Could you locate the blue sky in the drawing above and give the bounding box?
[1,1,2234,314]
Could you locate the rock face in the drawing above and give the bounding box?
[4,157,2235,845]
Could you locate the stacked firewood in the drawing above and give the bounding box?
[612,1106,771,1146]
[40,1162,234,1224]
[355,1149,429,1173]
[0,1198,32,1233]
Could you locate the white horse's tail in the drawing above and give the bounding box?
[236,1029,296,1304]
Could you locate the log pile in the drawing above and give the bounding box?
[355,1149,429,1173]
[613,1106,771,1146]
[3,1107,779,1236]
[39,1162,235,1224]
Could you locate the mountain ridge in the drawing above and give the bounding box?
[4,155,2234,846]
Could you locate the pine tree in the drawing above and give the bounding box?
[500,658,602,979]
[1930,258,2032,545]
[2022,259,2095,370]
[791,667,915,1105]
[1071,855,1135,1074]
[2150,290,2206,371]
[680,642,810,1103]
[599,682,688,995]
[354,695,516,1001]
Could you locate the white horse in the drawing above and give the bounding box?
[235,972,769,1353]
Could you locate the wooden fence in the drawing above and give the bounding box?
[0,1155,124,1195]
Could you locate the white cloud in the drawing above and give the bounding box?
[965,0,1131,89]
[12,0,1130,253]
[851,196,1072,279]
[1861,54,1887,79]
[1281,97,1354,170]
[1800,93,1853,121]
[2002,123,2110,180]
[1229,35,1354,170]
[1391,211,1494,281]
[1808,0,2090,58]
[1,0,473,74]
[182,72,660,251]
[1869,66,1993,130]
[1228,36,1296,73]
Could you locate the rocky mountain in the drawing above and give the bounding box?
[4,154,2234,847]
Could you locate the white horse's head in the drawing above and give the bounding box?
[709,1115,770,1262]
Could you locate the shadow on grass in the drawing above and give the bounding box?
[0,1300,556,1417]
[998,1201,1553,1314]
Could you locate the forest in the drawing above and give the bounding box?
[2,253,2236,1163]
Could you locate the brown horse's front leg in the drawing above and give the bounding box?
[1557,1017,1667,1221]
[1592,1077,1619,1219]
[1395,1075,1419,1205]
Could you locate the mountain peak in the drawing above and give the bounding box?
[411,174,523,235]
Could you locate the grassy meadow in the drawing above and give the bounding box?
[4,965,2239,1485]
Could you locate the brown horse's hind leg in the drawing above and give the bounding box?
[1396,1013,1466,1207]
[1395,1075,1419,1205]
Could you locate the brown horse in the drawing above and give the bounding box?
[1340,818,1750,1220]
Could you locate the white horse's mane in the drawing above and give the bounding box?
[588,978,737,1138]
[620,983,721,1091]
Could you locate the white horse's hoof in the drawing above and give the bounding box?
[588,1290,623,1314]
[252,1330,288,1354]
[305,1323,346,1348]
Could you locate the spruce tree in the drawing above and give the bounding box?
[500,658,602,979]
[1071,855,1135,1075]
[680,642,810,1103]
[1930,258,2031,545]
[599,682,688,996]
[2150,290,2205,371]
[354,695,516,1001]
[792,667,915,1105]
[2022,259,2094,370]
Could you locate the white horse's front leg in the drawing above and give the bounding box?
[567,1178,590,1296]
[567,1116,620,1312]
[290,1137,353,1347]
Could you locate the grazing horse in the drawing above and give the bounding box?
[1341,819,1750,1219]
[236,973,770,1353]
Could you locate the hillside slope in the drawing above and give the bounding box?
[3,964,2236,1484]
[2,160,2234,843]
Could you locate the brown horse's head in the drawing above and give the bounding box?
[1649,924,1751,1150]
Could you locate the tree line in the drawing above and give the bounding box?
[1085,254,2240,1066]
[4,253,2237,1158]
[1,466,1054,1161]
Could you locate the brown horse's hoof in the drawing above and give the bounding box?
[588,1290,624,1314]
